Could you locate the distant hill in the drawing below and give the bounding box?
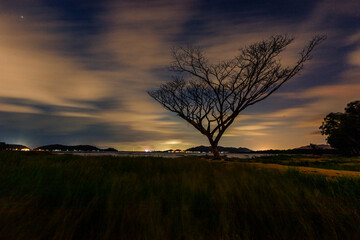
[186,145,253,153]
[102,148,118,152]
[0,142,30,151]
[256,144,337,154]
[35,144,118,152]
[294,144,333,150]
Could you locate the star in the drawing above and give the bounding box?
[20,16,24,19]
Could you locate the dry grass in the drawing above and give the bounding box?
[241,162,360,179]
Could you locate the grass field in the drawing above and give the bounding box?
[1,151,360,239]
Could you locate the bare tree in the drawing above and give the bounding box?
[148,35,325,159]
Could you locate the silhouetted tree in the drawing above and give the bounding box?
[149,35,325,159]
[320,101,360,156]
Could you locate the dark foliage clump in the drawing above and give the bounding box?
[320,101,360,156]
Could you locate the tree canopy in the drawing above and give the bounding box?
[320,101,360,156]
[149,35,325,159]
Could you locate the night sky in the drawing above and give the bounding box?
[0,0,359,151]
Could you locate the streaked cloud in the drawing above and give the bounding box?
[0,103,42,114]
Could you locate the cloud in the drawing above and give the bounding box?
[308,130,322,136]
[0,13,110,107]
[253,81,360,133]
[99,0,195,70]
[0,111,171,148]
[348,50,360,67]
[225,125,269,137]
[306,0,360,25]
[0,0,358,151]
[0,103,41,114]
[235,125,268,131]
[0,0,203,150]
[82,0,201,139]
[163,140,182,145]
[346,32,360,67]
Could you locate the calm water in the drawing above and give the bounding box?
[55,151,271,159]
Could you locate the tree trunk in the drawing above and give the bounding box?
[207,136,221,159]
[210,142,221,160]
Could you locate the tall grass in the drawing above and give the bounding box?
[1,151,360,239]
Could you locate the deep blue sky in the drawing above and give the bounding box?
[0,0,359,150]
